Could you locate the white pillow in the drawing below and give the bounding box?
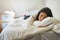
[33,17,58,27]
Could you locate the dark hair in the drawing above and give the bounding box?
[36,7,53,20]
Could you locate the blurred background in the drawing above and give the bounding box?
[0,0,60,20]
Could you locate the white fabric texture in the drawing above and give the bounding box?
[0,14,59,40]
[26,13,37,25]
[52,24,60,34]
[0,23,55,40]
[33,17,53,27]
[33,17,59,27]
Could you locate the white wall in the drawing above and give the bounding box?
[45,0,60,21]
[0,0,45,17]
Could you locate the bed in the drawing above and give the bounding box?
[0,17,60,40]
[0,10,60,40]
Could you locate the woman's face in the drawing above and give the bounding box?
[38,12,47,21]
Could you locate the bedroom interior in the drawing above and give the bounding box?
[0,0,60,40]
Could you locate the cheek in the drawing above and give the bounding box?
[40,16,44,20]
[38,15,45,21]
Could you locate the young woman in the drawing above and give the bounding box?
[33,7,53,27]
[36,7,53,21]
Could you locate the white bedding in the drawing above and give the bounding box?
[1,24,55,40]
[0,17,59,40]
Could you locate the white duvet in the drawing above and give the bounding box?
[0,17,59,40]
